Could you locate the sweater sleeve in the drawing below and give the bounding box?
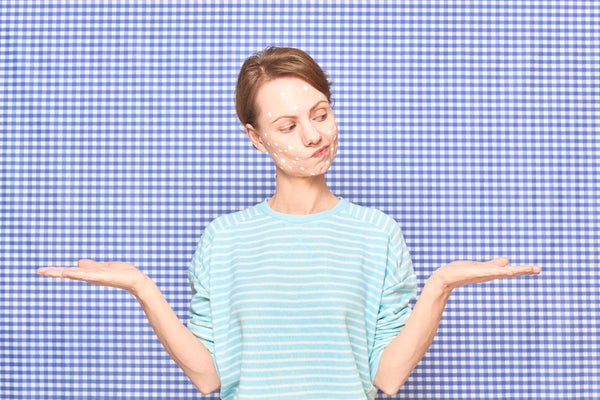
[369,224,418,382]
[187,233,216,361]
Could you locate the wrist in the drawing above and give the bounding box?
[426,270,454,298]
[130,273,156,300]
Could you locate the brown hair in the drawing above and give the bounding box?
[235,46,332,128]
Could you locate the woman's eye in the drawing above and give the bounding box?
[314,112,328,121]
[280,124,296,133]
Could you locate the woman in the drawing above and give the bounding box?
[37,47,541,399]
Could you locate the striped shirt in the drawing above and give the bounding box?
[187,198,417,399]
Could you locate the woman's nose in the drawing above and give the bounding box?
[300,123,322,146]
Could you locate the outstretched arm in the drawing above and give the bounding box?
[373,257,541,396]
[37,260,220,395]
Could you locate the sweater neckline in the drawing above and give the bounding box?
[258,197,347,223]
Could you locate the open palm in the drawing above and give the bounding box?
[37,259,147,294]
[434,257,541,292]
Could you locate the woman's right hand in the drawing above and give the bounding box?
[37,259,220,393]
[37,259,150,295]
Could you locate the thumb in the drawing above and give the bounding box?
[487,257,510,267]
[77,259,97,268]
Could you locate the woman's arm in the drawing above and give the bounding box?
[373,257,541,396]
[37,260,220,395]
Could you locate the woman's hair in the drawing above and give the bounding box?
[235,46,332,128]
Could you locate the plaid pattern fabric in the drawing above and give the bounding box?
[1,1,598,399]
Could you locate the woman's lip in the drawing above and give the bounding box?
[312,145,329,157]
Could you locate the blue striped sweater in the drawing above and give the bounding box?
[187,198,417,399]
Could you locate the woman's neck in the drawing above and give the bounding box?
[268,172,339,215]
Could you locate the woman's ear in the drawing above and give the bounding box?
[245,123,267,153]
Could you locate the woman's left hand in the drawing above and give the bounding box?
[431,257,541,294]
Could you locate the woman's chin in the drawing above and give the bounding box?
[275,155,336,179]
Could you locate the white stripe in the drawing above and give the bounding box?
[237,385,365,398]
[210,237,387,260]
[218,347,368,366]
[210,258,383,279]
[211,273,381,294]
[211,305,377,325]
[210,244,388,265]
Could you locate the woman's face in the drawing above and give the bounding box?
[247,77,338,177]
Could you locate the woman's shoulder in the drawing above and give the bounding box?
[203,200,269,236]
[337,200,404,240]
[343,200,400,226]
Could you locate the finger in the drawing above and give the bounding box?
[36,266,64,278]
[483,265,541,281]
[505,265,542,276]
[36,266,69,277]
[36,266,88,281]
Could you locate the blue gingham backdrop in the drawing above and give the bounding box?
[1,1,598,399]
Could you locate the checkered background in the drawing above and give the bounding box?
[1,1,598,399]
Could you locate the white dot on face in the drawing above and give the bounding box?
[294,105,298,110]
[280,91,285,96]
[300,167,305,170]
[303,85,308,91]
[264,132,267,137]
[325,160,330,165]
[288,166,292,169]
[334,125,337,131]
[310,172,315,175]
[274,142,278,146]
[292,160,296,163]
[288,145,293,150]
[268,112,272,118]
[281,158,285,163]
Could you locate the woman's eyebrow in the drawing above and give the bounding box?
[271,100,329,123]
[310,100,329,111]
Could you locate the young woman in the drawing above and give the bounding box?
[37,47,541,400]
